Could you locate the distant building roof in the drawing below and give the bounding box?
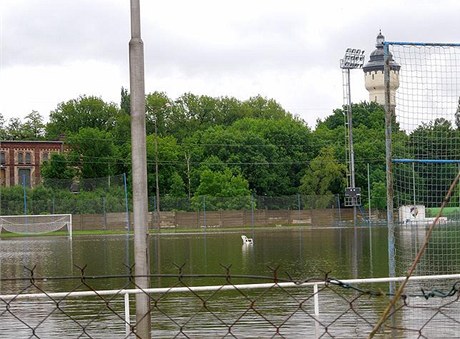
[363,31,400,73]
[0,140,64,144]
[0,140,63,145]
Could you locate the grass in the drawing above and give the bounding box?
[0,229,130,238]
[0,224,313,238]
[426,207,460,218]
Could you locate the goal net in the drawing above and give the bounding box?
[0,214,72,239]
[386,41,460,275]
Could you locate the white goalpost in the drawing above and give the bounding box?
[0,214,73,239]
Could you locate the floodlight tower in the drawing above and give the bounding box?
[340,48,365,223]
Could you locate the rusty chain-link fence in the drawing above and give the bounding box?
[1,265,459,338]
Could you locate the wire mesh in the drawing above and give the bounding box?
[387,42,460,277]
[1,265,459,338]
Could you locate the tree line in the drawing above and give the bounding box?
[2,89,457,211]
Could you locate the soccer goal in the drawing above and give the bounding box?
[0,214,72,239]
[385,41,460,275]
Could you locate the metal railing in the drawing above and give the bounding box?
[1,267,460,338]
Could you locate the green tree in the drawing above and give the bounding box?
[46,95,120,139]
[4,111,46,140]
[300,147,346,196]
[194,168,249,196]
[165,93,220,140]
[0,113,8,139]
[66,127,119,179]
[167,172,187,198]
[194,117,311,196]
[5,117,25,140]
[192,168,251,210]
[145,91,171,136]
[241,95,289,120]
[406,118,457,207]
[120,87,131,115]
[146,134,182,197]
[22,111,46,140]
[41,153,76,189]
[371,181,387,210]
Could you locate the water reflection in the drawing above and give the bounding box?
[2,226,460,337]
[0,227,394,284]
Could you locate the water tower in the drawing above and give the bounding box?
[363,31,400,107]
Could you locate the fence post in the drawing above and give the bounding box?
[124,292,131,335]
[152,196,157,229]
[336,194,342,225]
[313,283,319,316]
[251,195,255,236]
[123,173,130,232]
[102,197,107,230]
[203,196,207,230]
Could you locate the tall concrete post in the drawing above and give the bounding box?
[129,0,151,337]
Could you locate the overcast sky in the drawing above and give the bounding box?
[1,0,459,128]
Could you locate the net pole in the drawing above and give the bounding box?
[367,163,371,222]
[412,162,416,206]
[384,43,396,280]
[370,170,460,338]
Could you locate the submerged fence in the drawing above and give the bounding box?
[1,265,459,338]
[1,191,382,231]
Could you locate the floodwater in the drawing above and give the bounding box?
[1,225,459,338]
[0,226,390,281]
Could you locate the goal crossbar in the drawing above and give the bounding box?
[0,214,72,239]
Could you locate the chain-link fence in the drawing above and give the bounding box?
[1,265,459,338]
[0,174,129,216]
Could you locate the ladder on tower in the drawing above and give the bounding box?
[342,68,361,207]
[342,68,352,190]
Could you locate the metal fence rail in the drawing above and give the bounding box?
[1,266,460,338]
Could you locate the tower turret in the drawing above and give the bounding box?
[363,31,400,106]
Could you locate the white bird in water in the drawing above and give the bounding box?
[241,235,254,245]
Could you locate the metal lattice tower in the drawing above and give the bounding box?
[340,48,365,210]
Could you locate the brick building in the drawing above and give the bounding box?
[0,141,64,188]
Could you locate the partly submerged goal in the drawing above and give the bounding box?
[0,214,72,239]
[384,41,460,276]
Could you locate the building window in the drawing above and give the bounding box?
[0,152,5,165]
[25,152,32,164]
[372,74,374,80]
[42,152,49,162]
[18,152,24,164]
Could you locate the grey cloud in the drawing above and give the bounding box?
[2,0,129,67]
[141,11,337,79]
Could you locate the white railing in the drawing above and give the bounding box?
[2,273,460,336]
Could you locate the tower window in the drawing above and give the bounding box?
[372,74,375,80]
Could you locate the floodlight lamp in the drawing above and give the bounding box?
[340,48,365,69]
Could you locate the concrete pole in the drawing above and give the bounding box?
[129,0,151,337]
